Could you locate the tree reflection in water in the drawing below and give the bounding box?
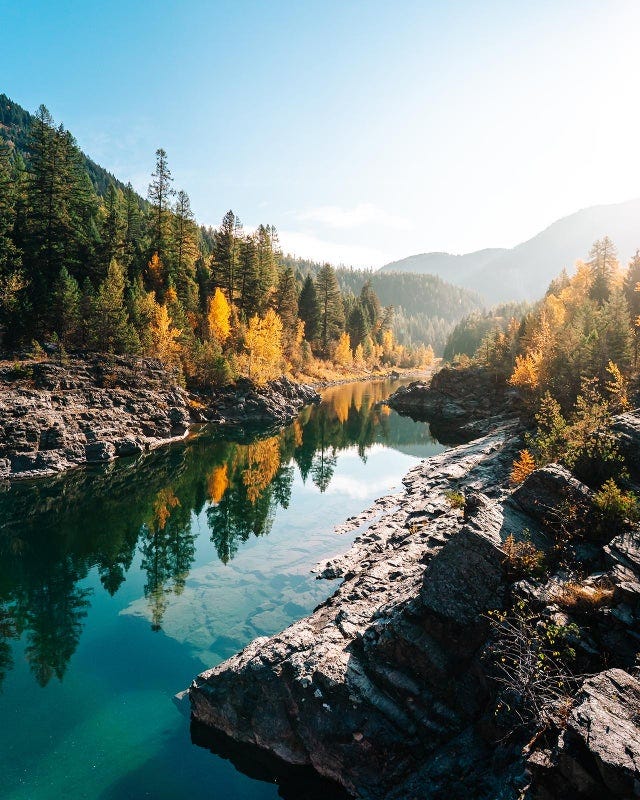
[0,379,438,687]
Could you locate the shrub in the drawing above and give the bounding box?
[444,490,465,510]
[593,479,638,529]
[502,533,546,578]
[554,581,615,614]
[485,601,579,731]
[510,449,536,485]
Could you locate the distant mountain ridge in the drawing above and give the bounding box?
[380,198,640,303]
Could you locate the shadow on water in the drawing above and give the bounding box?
[190,721,353,800]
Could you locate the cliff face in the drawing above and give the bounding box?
[189,401,640,798]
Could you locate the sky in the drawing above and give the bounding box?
[2,0,640,268]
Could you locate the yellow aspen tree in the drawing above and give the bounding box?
[243,308,284,384]
[208,287,231,343]
[334,332,353,366]
[510,450,536,484]
[509,351,542,392]
[147,252,164,294]
[605,361,629,411]
[150,303,182,366]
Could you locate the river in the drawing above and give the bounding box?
[0,378,445,800]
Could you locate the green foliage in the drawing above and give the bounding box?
[444,489,465,509]
[593,479,639,530]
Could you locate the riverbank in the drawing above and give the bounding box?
[0,355,319,480]
[190,380,640,798]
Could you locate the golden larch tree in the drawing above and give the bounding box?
[242,308,283,384]
[208,287,231,343]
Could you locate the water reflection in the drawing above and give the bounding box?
[0,379,439,689]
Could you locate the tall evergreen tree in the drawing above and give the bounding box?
[298,274,319,343]
[171,189,199,311]
[588,236,618,304]
[315,263,345,355]
[90,259,138,353]
[51,267,80,346]
[147,148,174,262]
[213,210,242,302]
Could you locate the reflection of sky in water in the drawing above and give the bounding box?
[0,378,445,800]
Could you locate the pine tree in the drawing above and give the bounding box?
[171,190,199,311]
[101,183,123,269]
[148,148,174,262]
[347,302,370,350]
[298,274,319,343]
[90,259,138,353]
[359,280,381,334]
[315,263,345,356]
[274,266,299,337]
[588,237,618,304]
[51,267,80,346]
[237,234,261,318]
[213,210,241,302]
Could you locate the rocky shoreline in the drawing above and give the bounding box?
[189,372,640,799]
[0,356,319,480]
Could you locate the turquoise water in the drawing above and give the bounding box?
[0,379,445,799]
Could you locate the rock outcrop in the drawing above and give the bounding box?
[0,357,319,480]
[190,410,640,799]
[387,366,518,440]
[0,356,192,480]
[202,376,319,432]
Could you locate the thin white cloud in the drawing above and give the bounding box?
[296,203,412,232]
[278,229,391,268]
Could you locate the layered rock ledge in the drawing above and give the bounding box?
[190,411,640,799]
[0,357,319,480]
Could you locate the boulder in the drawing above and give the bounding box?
[511,464,592,525]
[529,669,640,799]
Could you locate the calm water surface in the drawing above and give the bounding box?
[0,379,445,800]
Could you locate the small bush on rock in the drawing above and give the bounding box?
[444,490,465,510]
[593,479,638,531]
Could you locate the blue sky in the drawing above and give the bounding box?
[2,0,640,266]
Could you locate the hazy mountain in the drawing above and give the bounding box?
[380,248,507,286]
[380,198,640,303]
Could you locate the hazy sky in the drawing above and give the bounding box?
[2,0,640,267]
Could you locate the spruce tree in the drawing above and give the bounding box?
[171,190,199,311]
[315,263,345,356]
[51,267,80,346]
[90,259,139,353]
[298,274,319,343]
[588,237,618,304]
